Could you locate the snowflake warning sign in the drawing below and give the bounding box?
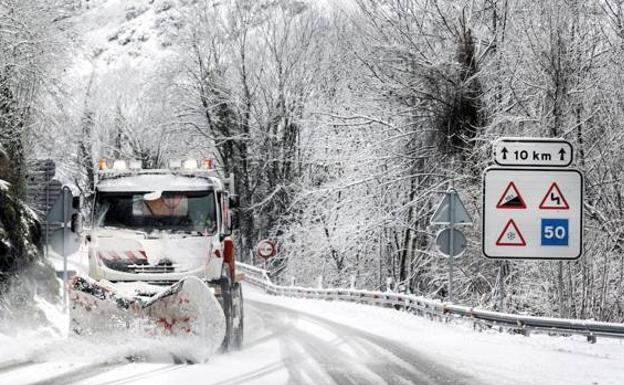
[495,219,526,246]
[496,182,527,209]
[539,182,570,210]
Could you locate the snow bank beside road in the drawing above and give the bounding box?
[0,293,217,369]
[0,322,216,369]
[0,295,66,363]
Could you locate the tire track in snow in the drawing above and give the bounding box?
[21,362,121,385]
[248,299,482,385]
[78,363,190,385]
[0,360,35,375]
[0,358,187,385]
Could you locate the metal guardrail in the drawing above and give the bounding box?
[237,262,624,342]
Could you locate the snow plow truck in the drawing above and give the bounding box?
[69,158,243,351]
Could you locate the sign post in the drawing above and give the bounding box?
[448,189,456,303]
[47,185,81,312]
[62,187,69,311]
[484,137,583,310]
[431,188,472,303]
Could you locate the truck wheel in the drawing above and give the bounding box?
[220,265,244,352]
[220,266,234,352]
[231,282,244,350]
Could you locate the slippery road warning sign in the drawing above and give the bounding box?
[496,182,527,209]
[483,167,583,260]
[495,219,526,246]
[539,182,570,210]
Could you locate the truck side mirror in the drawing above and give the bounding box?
[222,214,232,237]
[230,209,240,230]
[72,195,83,210]
[71,213,84,234]
[222,210,239,238]
[229,194,239,209]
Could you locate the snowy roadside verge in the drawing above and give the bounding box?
[0,295,67,364]
[0,297,217,369]
[244,285,624,385]
[0,253,220,368]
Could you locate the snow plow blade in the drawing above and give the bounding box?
[69,275,226,348]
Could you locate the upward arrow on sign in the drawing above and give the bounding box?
[430,188,473,225]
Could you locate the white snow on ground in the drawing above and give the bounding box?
[1,282,622,385]
[0,249,219,377]
[0,294,67,364]
[5,249,624,384]
[0,304,217,369]
[245,286,624,385]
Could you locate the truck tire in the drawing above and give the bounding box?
[232,282,244,350]
[220,265,244,352]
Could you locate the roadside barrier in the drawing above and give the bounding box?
[237,262,624,342]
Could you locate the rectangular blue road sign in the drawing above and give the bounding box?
[541,218,569,246]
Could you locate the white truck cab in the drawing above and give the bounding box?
[89,171,229,283]
[83,159,243,349]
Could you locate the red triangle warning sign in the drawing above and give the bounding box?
[495,219,527,246]
[496,182,527,209]
[539,182,569,210]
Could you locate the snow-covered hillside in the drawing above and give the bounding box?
[69,0,183,78]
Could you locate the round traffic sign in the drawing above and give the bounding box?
[256,239,276,259]
[435,228,466,258]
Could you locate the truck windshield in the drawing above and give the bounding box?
[95,191,217,234]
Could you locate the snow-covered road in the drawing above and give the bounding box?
[1,284,623,385]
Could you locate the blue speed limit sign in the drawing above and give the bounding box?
[541,218,569,246]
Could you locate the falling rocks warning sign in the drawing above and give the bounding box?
[496,182,527,209]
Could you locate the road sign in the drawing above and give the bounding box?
[431,188,473,303]
[430,188,472,225]
[46,184,71,224]
[256,239,276,259]
[539,182,569,209]
[541,218,569,246]
[46,186,82,312]
[494,138,573,167]
[495,219,526,246]
[496,182,527,209]
[482,167,582,259]
[26,159,58,215]
[436,228,467,257]
[47,187,81,256]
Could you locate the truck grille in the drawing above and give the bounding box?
[128,265,177,274]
